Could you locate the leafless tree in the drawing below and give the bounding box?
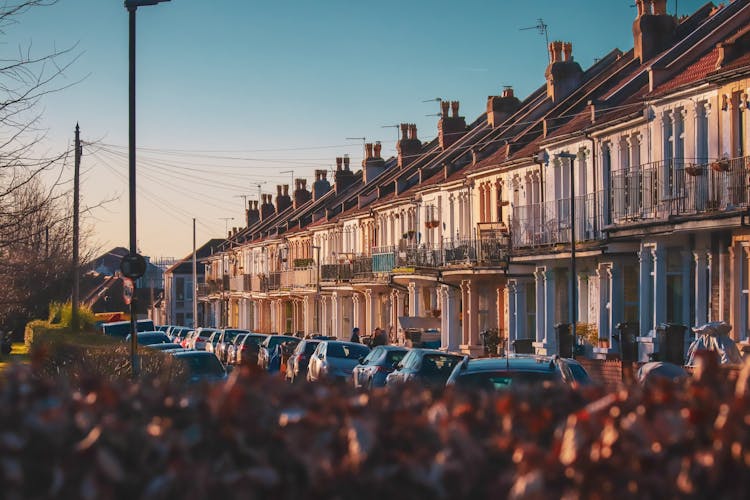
[0,1,86,334]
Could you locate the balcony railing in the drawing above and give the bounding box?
[321,263,353,282]
[280,267,316,289]
[609,157,750,223]
[443,235,510,267]
[372,246,397,274]
[511,191,605,249]
[228,274,252,293]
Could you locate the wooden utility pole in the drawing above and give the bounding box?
[72,124,82,332]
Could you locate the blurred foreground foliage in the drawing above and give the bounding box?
[0,350,748,499]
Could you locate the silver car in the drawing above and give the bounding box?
[307,340,370,383]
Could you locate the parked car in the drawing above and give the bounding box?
[386,349,463,388]
[124,331,171,346]
[446,355,592,390]
[637,361,689,387]
[169,326,190,344]
[179,330,196,349]
[353,345,409,389]
[101,319,155,338]
[236,333,269,365]
[216,329,249,363]
[188,327,221,351]
[225,333,248,365]
[170,351,227,384]
[307,341,370,383]
[204,330,222,355]
[258,335,299,371]
[285,339,321,383]
[145,342,183,351]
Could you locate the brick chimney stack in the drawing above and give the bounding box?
[633,0,676,63]
[246,199,260,227]
[438,101,466,150]
[363,141,387,184]
[276,184,292,213]
[487,86,521,127]
[545,41,583,103]
[334,155,356,195]
[260,194,275,221]
[293,178,311,209]
[397,123,421,168]
[313,170,331,201]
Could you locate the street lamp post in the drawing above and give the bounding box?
[124,0,170,378]
[557,152,578,347]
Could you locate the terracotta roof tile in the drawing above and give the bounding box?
[649,48,719,96]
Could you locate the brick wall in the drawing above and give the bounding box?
[577,358,627,391]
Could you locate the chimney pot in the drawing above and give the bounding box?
[336,157,343,170]
[409,124,417,140]
[283,184,289,196]
[374,141,382,158]
[451,101,459,118]
[563,42,573,62]
[441,100,449,118]
[277,185,282,196]
[343,154,350,170]
[365,143,373,159]
[400,123,408,140]
[502,86,514,98]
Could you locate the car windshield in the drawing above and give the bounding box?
[245,335,265,346]
[455,371,559,390]
[385,350,407,365]
[567,364,591,383]
[177,355,225,376]
[326,343,369,359]
[266,337,295,349]
[223,332,238,342]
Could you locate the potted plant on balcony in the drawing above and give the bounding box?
[407,230,416,240]
[711,156,730,172]
[685,163,702,176]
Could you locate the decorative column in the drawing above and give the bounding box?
[534,268,546,344]
[596,263,611,354]
[459,280,482,355]
[320,296,329,336]
[302,296,312,335]
[543,268,556,354]
[364,289,374,335]
[638,247,653,335]
[497,285,506,348]
[352,293,361,331]
[652,246,666,328]
[441,285,460,351]
[331,292,341,339]
[460,280,470,346]
[408,282,419,317]
[694,250,709,327]
[269,300,278,333]
[506,280,517,345]
[394,290,404,342]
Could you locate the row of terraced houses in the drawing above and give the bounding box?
[165,0,750,360]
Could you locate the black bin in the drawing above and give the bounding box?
[655,323,687,365]
[616,322,639,362]
[512,338,534,354]
[555,323,573,358]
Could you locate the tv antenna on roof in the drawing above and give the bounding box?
[381,124,400,142]
[520,18,550,60]
[250,182,267,204]
[345,136,366,159]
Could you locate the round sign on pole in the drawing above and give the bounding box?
[121,253,147,279]
[122,277,134,305]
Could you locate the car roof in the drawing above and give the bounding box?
[459,356,572,373]
[410,348,462,356]
[172,350,217,358]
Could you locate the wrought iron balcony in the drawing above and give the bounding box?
[609,157,750,224]
[510,191,604,250]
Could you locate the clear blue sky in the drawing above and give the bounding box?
[7,0,708,259]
